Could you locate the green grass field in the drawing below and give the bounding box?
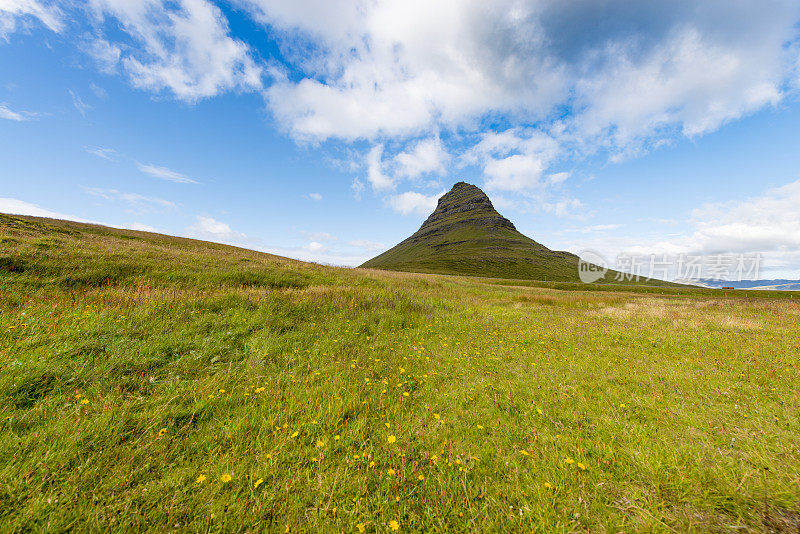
[1,214,798,532]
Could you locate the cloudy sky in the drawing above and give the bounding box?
[2,0,800,278]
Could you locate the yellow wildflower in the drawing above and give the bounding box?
[221,474,232,483]
[389,520,399,531]
[387,435,396,444]
[195,474,207,484]
[356,523,366,533]
[254,478,263,488]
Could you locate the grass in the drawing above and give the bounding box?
[1,214,798,532]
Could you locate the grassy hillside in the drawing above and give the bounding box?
[1,214,798,532]
[361,182,675,286]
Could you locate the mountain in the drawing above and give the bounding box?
[682,278,800,291]
[361,181,663,284]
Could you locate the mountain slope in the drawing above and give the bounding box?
[362,182,657,284]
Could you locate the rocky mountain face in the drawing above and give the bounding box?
[412,182,517,239]
[360,181,585,281]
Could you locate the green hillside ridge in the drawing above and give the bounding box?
[1,213,799,531]
[361,182,672,286]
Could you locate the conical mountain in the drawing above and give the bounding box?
[361,182,584,281]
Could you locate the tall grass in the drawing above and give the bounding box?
[0,215,798,532]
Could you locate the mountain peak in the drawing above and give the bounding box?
[360,180,589,281]
[417,181,516,236]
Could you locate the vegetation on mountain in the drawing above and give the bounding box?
[361,182,673,286]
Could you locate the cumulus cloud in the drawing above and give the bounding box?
[136,162,197,184]
[307,192,322,201]
[250,0,798,154]
[465,129,562,191]
[187,215,248,243]
[560,179,800,278]
[541,198,583,217]
[85,0,262,102]
[394,137,449,179]
[125,222,158,232]
[365,144,394,191]
[388,190,445,216]
[647,179,800,256]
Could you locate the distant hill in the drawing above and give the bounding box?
[361,182,673,285]
[682,278,800,291]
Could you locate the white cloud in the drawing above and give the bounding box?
[86,146,116,160]
[86,0,262,102]
[483,154,546,192]
[125,222,157,232]
[259,243,372,267]
[248,0,800,190]
[575,26,784,158]
[394,137,449,179]
[85,187,176,210]
[366,144,393,191]
[299,230,336,242]
[348,239,385,252]
[388,190,444,216]
[467,129,561,191]
[252,1,798,149]
[568,223,622,233]
[136,162,197,184]
[187,215,248,242]
[90,82,108,99]
[351,177,365,200]
[0,102,36,121]
[547,172,570,185]
[307,192,322,201]
[69,89,90,117]
[0,197,90,222]
[560,179,800,278]
[659,179,800,256]
[542,198,583,217]
[83,38,121,74]
[0,0,63,39]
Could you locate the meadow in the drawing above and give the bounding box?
[0,214,798,532]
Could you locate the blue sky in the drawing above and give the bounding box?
[2,1,800,279]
